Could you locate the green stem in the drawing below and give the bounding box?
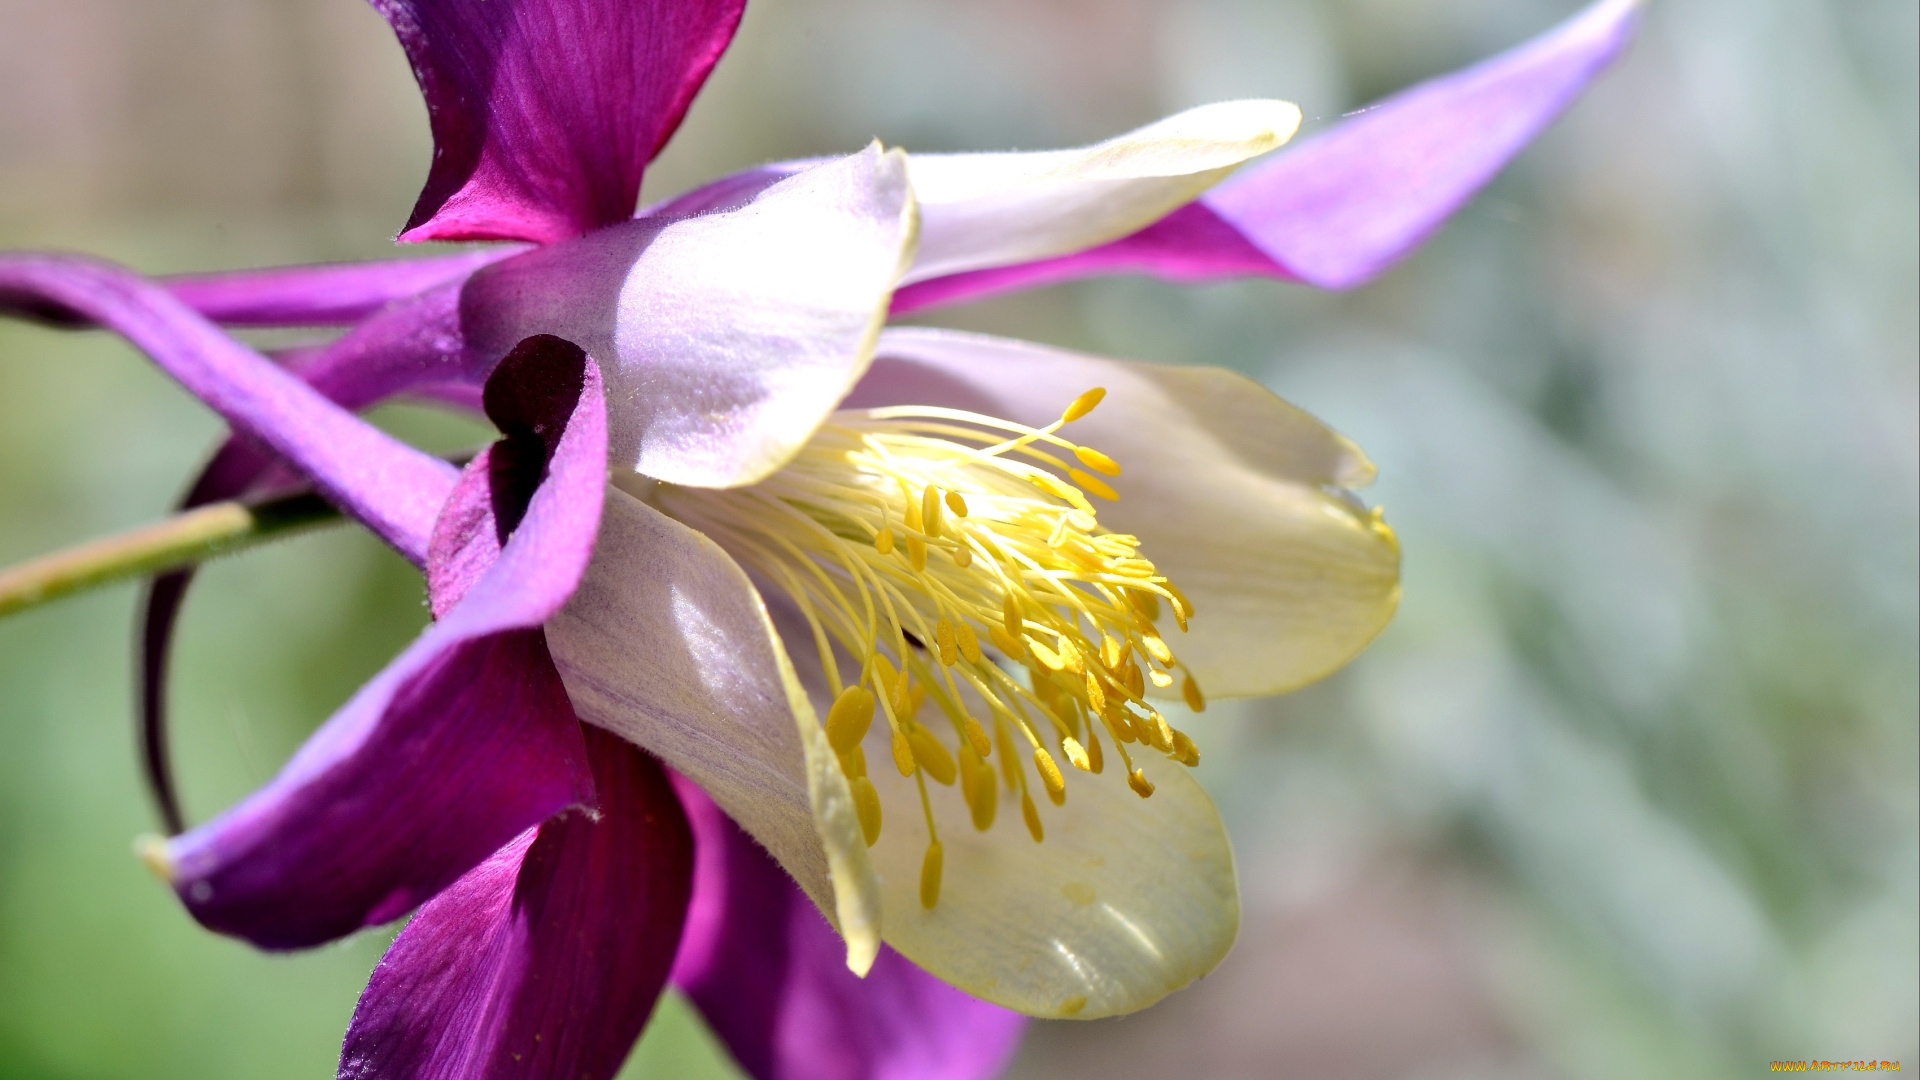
[0,492,342,618]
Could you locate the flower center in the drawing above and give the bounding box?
[649,389,1205,908]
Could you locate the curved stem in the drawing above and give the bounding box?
[0,492,342,619]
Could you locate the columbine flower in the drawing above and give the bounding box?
[0,0,1642,1076]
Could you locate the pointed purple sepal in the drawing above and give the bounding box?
[340,727,694,1080]
[671,781,1026,1080]
[891,0,1642,312]
[164,336,610,949]
[371,0,746,243]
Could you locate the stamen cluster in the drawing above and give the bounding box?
[653,389,1205,908]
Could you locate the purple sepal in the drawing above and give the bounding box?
[890,0,1641,311]
[671,780,1026,1080]
[0,253,457,564]
[164,337,611,949]
[159,249,515,327]
[1204,0,1643,289]
[340,727,694,1080]
[371,0,746,243]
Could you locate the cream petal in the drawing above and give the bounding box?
[464,145,918,489]
[543,484,882,974]
[758,600,1238,1020]
[902,100,1301,284]
[865,726,1238,1019]
[845,328,1400,697]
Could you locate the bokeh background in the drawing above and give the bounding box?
[1,0,1914,1076]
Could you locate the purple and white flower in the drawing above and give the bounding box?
[0,1,1643,1077]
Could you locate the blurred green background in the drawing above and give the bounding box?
[1,0,1913,1077]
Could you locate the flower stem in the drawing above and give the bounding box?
[0,492,341,618]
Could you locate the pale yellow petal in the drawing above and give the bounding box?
[848,328,1400,697]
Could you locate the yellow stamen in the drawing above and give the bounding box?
[826,685,874,753]
[1073,446,1121,476]
[1181,673,1206,713]
[851,776,883,843]
[644,392,1209,908]
[907,727,957,786]
[1069,469,1118,501]
[1062,387,1106,422]
[1034,748,1067,805]
[960,748,997,831]
[920,841,945,908]
[1127,768,1155,798]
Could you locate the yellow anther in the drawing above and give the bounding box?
[874,526,894,554]
[134,834,174,882]
[1172,729,1200,767]
[825,685,875,753]
[1061,736,1092,772]
[906,681,927,720]
[956,621,983,665]
[1145,709,1176,754]
[945,490,969,517]
[907,727,957,786]
[1085,726,1105,773]
[952,544,972,568]
[1107,708,1138,744]
[960,749,997,831]
[1073,445,1121,476]
[1084,670,1107,713]
[892,730,917,777]
[988,624,1025,660]
[921,484,943,539]
[920,841,944,908]
[1148,668,1174,688]
[1021,789,1044,842]
[1167,583,1193,631]
[1142,633,1173,664]
[936,618,959,665]
[838,742,867,779]
[962,716,991,758]
[906,534,927,571]
[1034,748,1067,806]
[851,776,883,843]
[1119,657,1144,699]
[1062,387,1106,422]
[1181,673,1206,713]
[1069,468,1118,501]
[1127,768,1155,798]
[1099,635,1127,669]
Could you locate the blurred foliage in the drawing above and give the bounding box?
[1,0,1913,1077]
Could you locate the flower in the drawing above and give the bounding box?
[0,0,1643,1076]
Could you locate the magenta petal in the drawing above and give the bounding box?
[0,253,457,563]
[890,0,1641,312]
[160,249,514,327]
[671,781,1025,1080]
[341,727,694,1080]
[373,0,746,243]
[163,337,610,949]
[166,629,594,949]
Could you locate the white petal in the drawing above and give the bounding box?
[903,100,1300,284]
[847,328,1400,697]
[544,485,882,973]
[464,145,919,488]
